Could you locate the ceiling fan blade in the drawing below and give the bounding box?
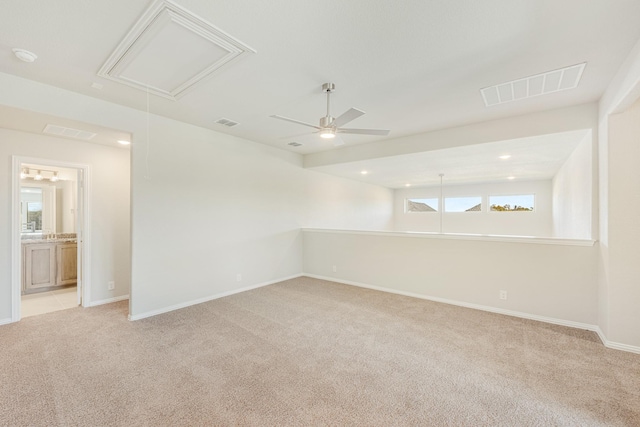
[332,108,365,128]
[270,115,320,129]
[333,135,345,147]
[338,128,390,136]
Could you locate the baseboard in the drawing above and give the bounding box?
[0,317,14,326]
[304,274,599,333]
[128,274,304,321]
[594,326,640,354]
[85,294,130,307]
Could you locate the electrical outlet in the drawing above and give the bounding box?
[236,274,242,282]
[499,290,507,300]
[332,265,337,272]
[108,281,115,291]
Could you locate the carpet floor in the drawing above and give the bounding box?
[1,276,639,426]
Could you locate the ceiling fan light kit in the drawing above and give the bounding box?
[271,82,390,146]
[320,128,336,139]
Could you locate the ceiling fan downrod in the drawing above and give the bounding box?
[322,82,336,126]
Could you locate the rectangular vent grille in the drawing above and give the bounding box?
[215,118,239,127]
[43,124,97,140]
[288,142,302,147]
[480,63,586,107]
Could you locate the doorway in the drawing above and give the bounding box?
[11,156,90,321]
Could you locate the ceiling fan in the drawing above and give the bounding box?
[271,83,390,146]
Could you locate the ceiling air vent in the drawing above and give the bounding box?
[288,142,302,147]
[43,124,97,140]
[480,63,586,107]
[215,117,239,127]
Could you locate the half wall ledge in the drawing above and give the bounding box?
[301,228,596,247]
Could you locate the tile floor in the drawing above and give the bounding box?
[22,286,78,318]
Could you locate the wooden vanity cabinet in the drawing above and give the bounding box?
[56,243,77,286]
[23,241,77,294]
[24,243,57,291]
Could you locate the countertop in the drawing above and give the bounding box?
[22,239,78,245]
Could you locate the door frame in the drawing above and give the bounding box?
[11,156,91,322]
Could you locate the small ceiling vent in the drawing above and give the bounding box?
[215,117,239,127]
[481,63,586,107]
[43,124,97,140]
[288,142,302,147]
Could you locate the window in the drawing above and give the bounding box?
[489,194,534,212]
[406,198,438,212]
[444,196,482,212]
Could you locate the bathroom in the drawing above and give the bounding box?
[20,162,80,316]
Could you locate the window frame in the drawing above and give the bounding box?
[488,193,536,213]
[443,196,483,213]
[405,197,439,213]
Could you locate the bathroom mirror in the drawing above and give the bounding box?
[25,201,42,232]
[20,186,55,236]
[20,165,78,237]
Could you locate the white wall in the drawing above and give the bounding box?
[55,179,77,233]
[305,170,394,231]
[0,128,130,319]
[605,98,640,347]
[303,230,597,326]
[551,133,592,239]
[129,114,393,319]
[598,35,640,350]
[0,72,394,323]
[394,180,552,237]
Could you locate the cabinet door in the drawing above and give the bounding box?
[57,243,77,286]
[24,243,56,291]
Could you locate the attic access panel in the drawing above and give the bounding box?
[98,0,255,100]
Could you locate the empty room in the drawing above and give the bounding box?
[1,0,640,425]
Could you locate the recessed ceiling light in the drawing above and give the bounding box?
[405,183,411,187]
[287,142,302,147]
[12,48,38,63]
[118,140,131,145]
[361,170,368,175]
[499,155,511,160]
[507,176,515,180]
[91,82,104,90]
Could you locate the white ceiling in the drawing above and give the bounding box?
[0,105,131,149]
[310,130,591,188]
[1,0,639,156]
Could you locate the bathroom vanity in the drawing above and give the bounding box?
[22,239,77,294]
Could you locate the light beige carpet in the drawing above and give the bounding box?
[1,276,639,426]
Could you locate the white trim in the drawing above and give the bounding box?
[302,228,596,247]
[0,318,14,326]
[128,274,303,321]
[594,327,640,354]
[85,294,130,307]
[79,167,91,307]
[11,158,21,322]
[11,156,91,322]
[304,274,599,333]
